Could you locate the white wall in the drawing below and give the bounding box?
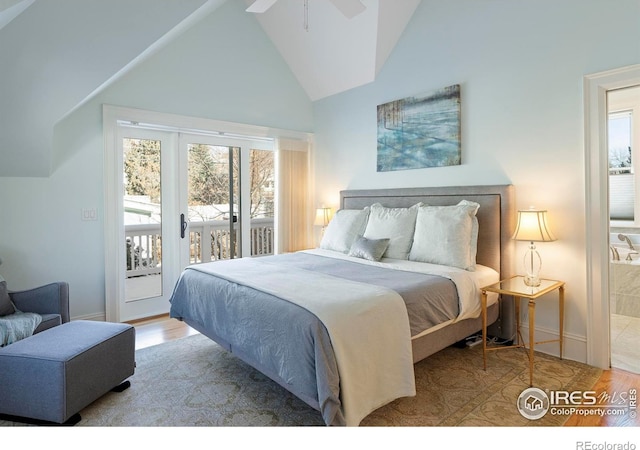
[0,0,313,319]
[312,0,640,363]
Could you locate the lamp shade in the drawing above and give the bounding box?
[512,209,556,242]
[314,207,331,227]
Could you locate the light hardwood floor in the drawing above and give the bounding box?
[129,314,200,350]
[128,314,640,427]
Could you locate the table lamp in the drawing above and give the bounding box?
[314,207,332,235]
[512,207,556,287]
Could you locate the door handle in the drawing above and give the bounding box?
[180,213,188,239]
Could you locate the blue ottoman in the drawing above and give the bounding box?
[0,320,135,424]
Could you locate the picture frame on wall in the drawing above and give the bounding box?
[377,84,461,172]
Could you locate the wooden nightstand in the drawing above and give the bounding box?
[481,275,565,387]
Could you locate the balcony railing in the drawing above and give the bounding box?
[125,218,274,278]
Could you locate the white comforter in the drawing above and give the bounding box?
[192,256,416,426]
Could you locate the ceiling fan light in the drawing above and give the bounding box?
[329,0,366,19]
[246,0,278,14]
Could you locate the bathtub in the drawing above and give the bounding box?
[610,232,640,318]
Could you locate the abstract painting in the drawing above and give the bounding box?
[377,84,461,172]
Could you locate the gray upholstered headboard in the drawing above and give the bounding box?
[340,184,515,278]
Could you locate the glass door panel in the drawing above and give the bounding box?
[186,144,241,264]
[123,137,163,302]
[248,149,275,256]
[180,134,275,266]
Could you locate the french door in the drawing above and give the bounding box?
[113,126,274,322]
[178,133,275,267]
[118,127,179,321]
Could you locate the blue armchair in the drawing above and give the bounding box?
[0,254,69,344]
[9,282,70,333]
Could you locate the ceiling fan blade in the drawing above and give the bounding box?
[246,0,279,13]
[328,0,366,19]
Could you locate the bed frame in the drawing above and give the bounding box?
[340,184,516,363]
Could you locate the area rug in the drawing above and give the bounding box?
[0,333,602,427]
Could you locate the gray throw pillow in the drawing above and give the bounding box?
[0,281,15,316]
[348,236,390,262]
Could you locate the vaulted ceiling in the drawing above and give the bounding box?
[0,0,419,177]
[247,0,420,101]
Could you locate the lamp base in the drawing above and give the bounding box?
[522,243,542,287]
[524,274,541,287]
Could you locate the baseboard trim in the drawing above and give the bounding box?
[70,312,106,322]
[519,323,588,365]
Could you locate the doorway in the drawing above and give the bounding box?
[584,64,640,370]
[117,128,275,321]
[119,127,179,321]
[104,107,279,322]
[607,84,640,374]
[117,128,275,322]
[104,105,312,323]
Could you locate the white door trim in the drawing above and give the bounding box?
[584,64,640,369]
[104,121,177,322]
[103,106,122,322]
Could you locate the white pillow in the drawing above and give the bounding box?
[320,208,370,253]
[363,203,421,260]
[459,199,480,266]
[409,200,480,270]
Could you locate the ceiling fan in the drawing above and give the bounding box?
[246,0,366,20]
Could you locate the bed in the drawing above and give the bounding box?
[169,184,515,426]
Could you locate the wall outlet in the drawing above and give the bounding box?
[81,208,97,221]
